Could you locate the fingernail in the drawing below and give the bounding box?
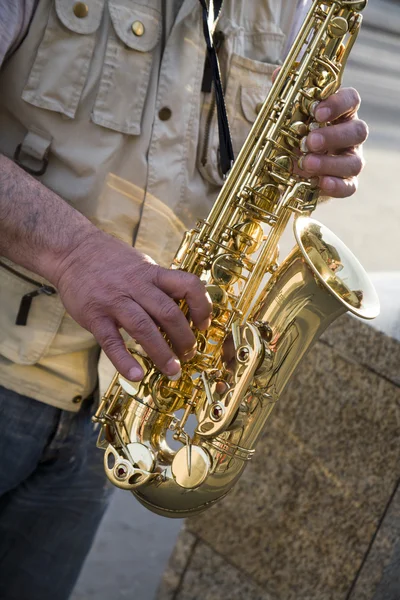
[323,177,336,192]
[182,346,197,361]
[305,155,321,173]
[300,136,308,153]
[309,100,320,118]
[165,358,181,381]
[298,155,305,171]
[128,366,144,381]
[168,371,182,381]
[199,317,212,331]
[315,106,331,123]
[308,132,324,151]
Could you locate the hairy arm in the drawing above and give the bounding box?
[0,155,97,279]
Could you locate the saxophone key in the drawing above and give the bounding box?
[211,254,243,286]
[233,220,263,254]
[171,445,211,490]
[209,403,225,422]
[300,87,321,115]
[285,121,308,148]
[249,184,281,212]
[328,16,349,38]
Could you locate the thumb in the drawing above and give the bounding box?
[272,66,281,83]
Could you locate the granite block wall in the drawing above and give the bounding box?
[156,315,400,600]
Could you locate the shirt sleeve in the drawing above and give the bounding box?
[0,0,37,67]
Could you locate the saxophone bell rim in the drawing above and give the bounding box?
[294,216,380,320]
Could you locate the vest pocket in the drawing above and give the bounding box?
[91,0,161,135]
[197,53,278,187]
[0,261,65,366]
[22,0,105,119]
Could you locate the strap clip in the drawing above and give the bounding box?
[14,127,52,176]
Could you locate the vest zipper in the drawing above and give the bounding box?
[200,31,225,169]
[0,260,57,326]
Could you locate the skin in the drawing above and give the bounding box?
[0,86,367,383]
[297,87,368,197]
[0,156,212,382]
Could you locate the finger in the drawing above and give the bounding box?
[272,67,281,83]
[319,176,358,198]
[156,269,213,330]
[114,301,182,380]
[137,288,198,362]
[304,119,368,154]
[314,87,361,123]
[91,318,144,381]
[299,151,365,179]
[221,335,235,364]
[216,381,229,395]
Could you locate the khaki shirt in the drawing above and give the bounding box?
[0,0,305,410]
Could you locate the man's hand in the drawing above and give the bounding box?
[0,156,212,383]
[298,87,368,198]
[54,231,213,382]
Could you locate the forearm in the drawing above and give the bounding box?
[0,154,98,283]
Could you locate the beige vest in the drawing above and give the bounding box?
[0,0,300,410]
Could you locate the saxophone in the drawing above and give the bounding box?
[93,0,379,517]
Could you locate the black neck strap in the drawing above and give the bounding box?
[198,0,234,176]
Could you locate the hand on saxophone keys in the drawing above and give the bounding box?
[54,233,213,383]
[271,65,368,200]
[297,87,368,198]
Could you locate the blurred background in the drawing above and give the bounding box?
[71,1,400,598]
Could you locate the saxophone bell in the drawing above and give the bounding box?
[294,216,379,320]
[251,216,379,396]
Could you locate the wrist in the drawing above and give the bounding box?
[41,222,103,287]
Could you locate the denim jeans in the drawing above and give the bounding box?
[0,385,114,600]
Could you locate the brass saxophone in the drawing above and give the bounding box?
[93,0,379,517]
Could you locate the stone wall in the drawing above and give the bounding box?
[156,315,400,600]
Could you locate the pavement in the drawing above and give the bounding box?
[71,3,400,600]
[71,491,184,600]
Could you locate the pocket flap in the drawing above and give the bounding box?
[108,0,161,52]
[55,0,105,35]
[0,261,65,366]
[240,86,268,124]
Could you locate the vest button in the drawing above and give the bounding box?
[72,395,83,404]
[159,107,172,121]
[73,2,89,18]
[131,21,145,37]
